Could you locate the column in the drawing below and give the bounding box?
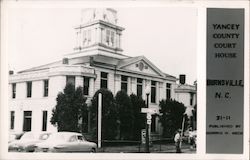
[94,71,100,93]
[75,76,84,88]
[100,28,104,44]
[127,77,131,95]
[159,82,164,101]
[144,79,150,101]
[108,72,115,94]
[114,74,121,95]
[96,27,101,44]
[79,28,83,49]
[130,77,136,94]
[155,81,158,104]
[89,78,95,97]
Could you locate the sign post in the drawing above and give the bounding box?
[141,107,157,153]
[141,129,146,144]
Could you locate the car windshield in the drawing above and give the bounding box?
[21,132,49,140]
[21,132,39,140]
[39,133,50,140]
[46,133,71,142]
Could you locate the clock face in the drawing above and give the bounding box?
[138,62,144,71]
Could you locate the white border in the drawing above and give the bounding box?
[1,1,249,160]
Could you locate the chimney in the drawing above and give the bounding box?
[9,70,14,75]
[179,74,186,85]
[62,58,69,64]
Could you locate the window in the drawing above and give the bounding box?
[83,30,87,46]
[83,29,91,46]
[23,111,32,131]
[83,77,90,96]
[42,111,47,131]
[121,76,128,93]
[27,82,32,98]
[77,135,85,141]
[43,80,49,97]
[66,76,75,87]
[111,31,115,47]
[166,83,171,100]
[87,29,91,44]
[105,29,115,47]
[151,81,156,103]
[100,72,108,89]
[137,78,143,97]
[69,136,77,142]
[151,115,156,133]
[10,111,15,129]
[106,30,110,45]
[12,83,16,99]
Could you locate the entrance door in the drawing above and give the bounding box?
[23,111,32,131]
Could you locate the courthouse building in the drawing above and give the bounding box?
[9,8,196,136]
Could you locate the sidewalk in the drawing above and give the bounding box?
[97,143,196,153]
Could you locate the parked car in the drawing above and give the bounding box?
[8,132,24,143]
[8,132,51,152]
[35,132,97,153]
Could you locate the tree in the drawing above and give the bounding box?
[159,99,186,138]
[115,90,134,140]
[130,94,146,141]
[50,83,88,132]
[90,88,118,141]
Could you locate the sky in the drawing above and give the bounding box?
[7,6,197,84]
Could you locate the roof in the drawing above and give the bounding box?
[15,53,176,80]
[18,60,62,73]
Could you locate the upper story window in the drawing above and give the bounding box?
[83,77,90,96]
[105,29,115,47]
[43,80,49,97]
[100,72,108,89]
[26,81,32,98]
[106,30,110,46]
[66,76,75,88]
[83,29,92,46]
[110,31,115,47]
[151,81,156,103]
[137,78,143,97]
[166,83,171,100]
[12,83,16,99]
[121,75,128,93]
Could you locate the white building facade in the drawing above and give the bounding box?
[9,8,196,136]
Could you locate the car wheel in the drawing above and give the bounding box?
[91,148,96,153]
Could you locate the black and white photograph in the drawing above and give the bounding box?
[7,6,197,154]
[1,0,249,160]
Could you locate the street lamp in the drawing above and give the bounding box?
[145,85,150,153]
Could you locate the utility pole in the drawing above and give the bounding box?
[98,93,102,148]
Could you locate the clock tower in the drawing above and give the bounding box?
[67,8,126,59]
